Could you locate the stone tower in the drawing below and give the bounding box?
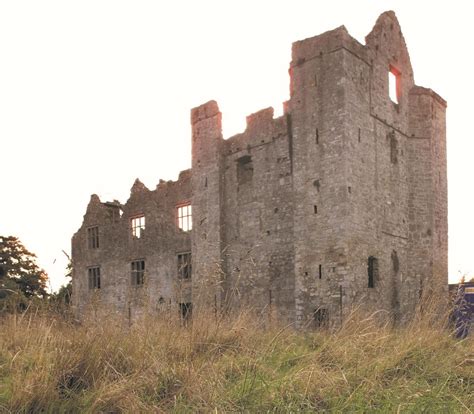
[284,11,447,325]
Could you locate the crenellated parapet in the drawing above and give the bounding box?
[223,108,288,156]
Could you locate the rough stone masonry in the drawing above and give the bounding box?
[72,11,447,327]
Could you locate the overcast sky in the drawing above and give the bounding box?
[0,0,472,291]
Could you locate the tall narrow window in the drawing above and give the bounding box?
[237,155,253,185]
[177,252,192,279]
[179,302,192,323]
[87,226,99,249]
[177,203,192,232]
[313,308,328,328]
[389,65,401,104]
[131,215,145,238]
[88,266,101,290]
[368,256,378,288]
[389,131,398,164]
[131,260,145,286]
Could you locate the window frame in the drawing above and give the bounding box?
[130,215,146,239]
[88,266,101,290]
[177,252,192,280]
[87,226,100,249]
[131,259,145,286]
[176,202,192,232]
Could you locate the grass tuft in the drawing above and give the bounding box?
[0,305,472,412]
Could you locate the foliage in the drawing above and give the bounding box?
[51,281,72,305]
[0,236,49,303]
[0,305,472,412]
[49,259,72,307]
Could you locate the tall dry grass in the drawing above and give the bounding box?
[0,302,473,413]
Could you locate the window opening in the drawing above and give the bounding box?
[177,252,192,279]
[391,250,399,273]
[237,155,253,185]
[319,264,322,279]
[314,308,328,328]
[314,205,318,214]
[177,203,192,231]
[87,226,99,249]
[131,215,145,238]
[313,179,320,191]
[389,65,401,104]
[179,302,192,323]
[368,256,378,288]
[389,131,398,164]
[131,260,145,286]
[88,266,101,290]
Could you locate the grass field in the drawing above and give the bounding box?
[0,304,473,413]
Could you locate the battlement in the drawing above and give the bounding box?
[409,86,447,108]
[245,107,274,131]
[291,25,366,68]
[222,108,287,156]
[191,100,220,125]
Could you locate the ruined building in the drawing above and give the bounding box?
[72,11,448,326]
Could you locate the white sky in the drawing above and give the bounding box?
[0,0,472,291]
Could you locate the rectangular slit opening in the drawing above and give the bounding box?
[389,66,401,104]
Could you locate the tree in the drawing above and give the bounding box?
[50,257,72,306]
[0,236,49,299]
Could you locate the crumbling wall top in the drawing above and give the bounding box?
[86,194,102,213]
[130,178,150,195]
[365,10,413,81]
[245,107,274,133]
[410,85,447,108]
[291,25,366,67]
[191,100,220,124]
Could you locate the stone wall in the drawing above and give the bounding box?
[72,171,192,322]
[72,11,447,327]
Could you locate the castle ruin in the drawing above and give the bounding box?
[72,11,448,327]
